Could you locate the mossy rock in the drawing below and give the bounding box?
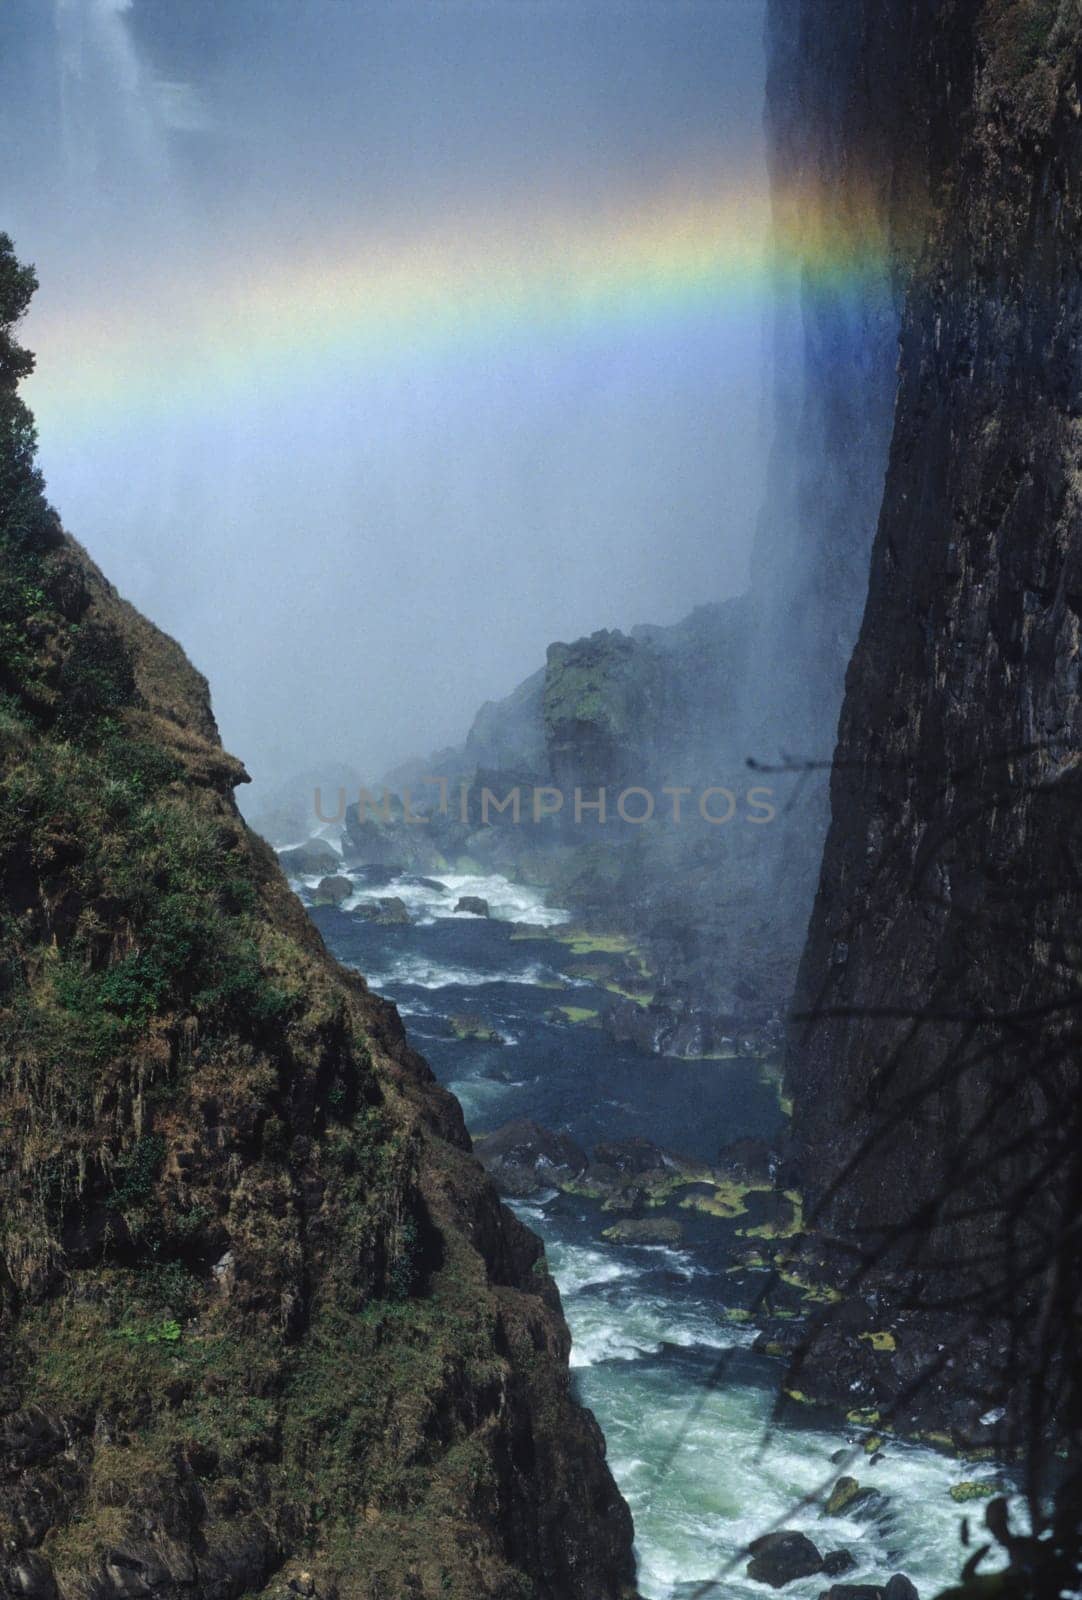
[949,1481,1000,1503]
[824,1476,862,1516]
[353,895,411,925]
[677,1179,760,1219]
[601,1217,684,1247]
[448,1013,504,1044]
[549,1005,600,1026]
[778,1268,841,1305]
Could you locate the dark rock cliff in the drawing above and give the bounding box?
[0,239,634,1600]
[780,0,1082,1457]
[747,0,939,935]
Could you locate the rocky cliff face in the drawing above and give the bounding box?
[780,0,1082,1453]
[744,0,942,969]
[0,240,634,1600]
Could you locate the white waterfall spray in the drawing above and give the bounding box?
[54,0,169,197]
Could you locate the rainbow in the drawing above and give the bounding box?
[24,175,898,442]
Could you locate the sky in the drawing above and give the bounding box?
[0,0,770,796]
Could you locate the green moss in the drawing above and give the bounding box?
[916,1430,958,1453]
[448,1013,504,1042]
[553,1005,600,1024]
[739,1191,804,1240]
[678,1180,761,1219]
[949,1481,998,1503]
[535,927,640,957]
[783,1387,824,1406]
[825,1476,861,1516]
[776,1269,841,1303]
[859,1329,897,1352]
[558,1177,607,1201]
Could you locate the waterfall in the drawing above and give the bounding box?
[54,0,169,205]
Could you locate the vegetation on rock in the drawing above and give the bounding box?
[0,236,634,1600]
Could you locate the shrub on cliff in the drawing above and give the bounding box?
[0,234,634,1600]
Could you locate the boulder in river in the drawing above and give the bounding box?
[341,811,446,873]
[822,1550,857,1577]
[354,897,411,926]
[454,895,490,917]
[819,1587,884,1600]
[820,1585,913,1600]
[310,875,353,906]
[847,1488,892,1525]
[559,949,649,994]
[601,1217,684,1247]
[352,864,401,888]
[823,1477,861,1516]
[948,1481,998,1503]
[278,838,340,877]
[592,1137,679,1176]
[746,1530,824,1587]
[474,1119,589,1198]
[449,1013,503,1044]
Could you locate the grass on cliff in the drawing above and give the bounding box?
[0,233,582,1600]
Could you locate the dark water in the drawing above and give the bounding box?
[310,912,780,1159]
[304,870,980,1599]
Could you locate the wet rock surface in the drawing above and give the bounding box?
[771,0,1082,1458]
[473,1119,590,1197]
[310,874,353,905]
[453,896,490,917]
[746,1530,824,1587]
[277,838,339,877]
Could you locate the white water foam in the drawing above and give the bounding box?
[358,952,559,992]
[306,861,1004,1599]
[436,872,570,926]
[574,1309,993,1600]
[285,862,568,929]
[528,1236,999,1597]
[541,1240,749,1370]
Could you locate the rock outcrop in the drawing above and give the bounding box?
[778,0,1082,1467]
[0,238,634,1600]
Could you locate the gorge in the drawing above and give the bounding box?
[2,2,1081,1599]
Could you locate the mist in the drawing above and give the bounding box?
[0,0,769,802]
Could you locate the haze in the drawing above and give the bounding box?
[0,0,769,802]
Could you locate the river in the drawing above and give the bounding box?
[294,863,993,1599]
